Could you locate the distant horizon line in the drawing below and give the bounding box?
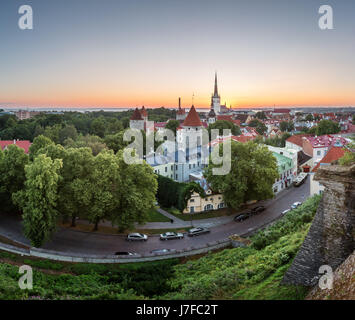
[2,105,355,111]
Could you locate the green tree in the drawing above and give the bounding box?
[248,119,267,135]
[314,120,340,135]
[165,120,180,136]
[110,150,158,231]
[104,131,128,153]
[208,120,241,137]
[59,124,78,144]
[204,141,278,209]
[91,117,107,138]
[43,124,62,144]
[0,145,29,213]
[280,121,294,133]
[29,135,54,160]
[13,154,62,247]
[305,114,314,122]
[255,111,267,120]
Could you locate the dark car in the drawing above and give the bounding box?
[234,214,249,222]
[251,206,266,214]
[187,227,210,237]
[114,251,136,256]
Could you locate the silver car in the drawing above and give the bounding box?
[159,232,184,240]
[291,202,302,209]
[126,233,148,242]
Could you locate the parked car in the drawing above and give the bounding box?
[160,232,184,240]
[151,248,176,254]
[187,227,210,237]
[126,233,148,242]
[251,206,266,214]
[114,251,136,256]
[281,209,290,216]
[293,173,307,187]
[234,214,249,222]
[291,202,302,209]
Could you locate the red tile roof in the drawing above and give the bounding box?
[183,105,202,127]
[216,115,233,122]
[130,108,143,120]
[0,140,31,153]
[307,135,348,148]
[286,134,311,147]
[312,147,347,172]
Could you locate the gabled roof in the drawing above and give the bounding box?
[183,105,202,127]
[130,108,143,120]
[286,134,311,147]
[312,147,347,172]
[0,140,31,153]
[235,114,249,123]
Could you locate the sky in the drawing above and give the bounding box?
[0,0,355,109]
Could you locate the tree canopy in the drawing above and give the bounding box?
[204,141,278,209]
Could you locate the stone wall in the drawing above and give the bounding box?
[283,164,355,286]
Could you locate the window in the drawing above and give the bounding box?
[165,167,167,172]
[175,174,178,180]
[317,150,321,156]
[218,203,225,209]
[171,165,173,171]
[190,199,195,203]
[204,204,213,211]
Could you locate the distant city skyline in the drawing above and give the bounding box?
[1,0,355,109]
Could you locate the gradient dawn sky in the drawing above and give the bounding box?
[0,0,355,109]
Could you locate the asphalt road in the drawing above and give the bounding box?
[0,179,310,256]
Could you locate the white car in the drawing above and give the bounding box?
[160,232,184,240]
[281,209,290,215]
[291,202,302,209]
[126,233,148,241]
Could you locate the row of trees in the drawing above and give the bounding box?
[1,135,158,247]
[0,108,175,141]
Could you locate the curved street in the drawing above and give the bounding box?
[0,179,310,256]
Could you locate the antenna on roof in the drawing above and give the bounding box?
[192,93,195,106]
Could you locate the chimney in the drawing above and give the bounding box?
[178,97,181,109]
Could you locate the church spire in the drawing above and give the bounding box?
[214,72,218,96]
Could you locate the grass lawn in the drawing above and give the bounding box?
[165,207,240,221]
[146,208,171,222]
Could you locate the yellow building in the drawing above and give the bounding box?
[183,189,226,214]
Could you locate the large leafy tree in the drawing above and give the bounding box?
[104,131,128,153]
[29,135,54,160]
[13,154,62,247]
[280,121,294,133]
[248,119,267,135]
[314,120,340,135]
[208,120,241,137]
[110,150,158,231]
[0,145,29,213]
[204,141,278,209]
[165,120,180,136]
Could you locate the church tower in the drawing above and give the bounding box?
[211,72,221,114]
